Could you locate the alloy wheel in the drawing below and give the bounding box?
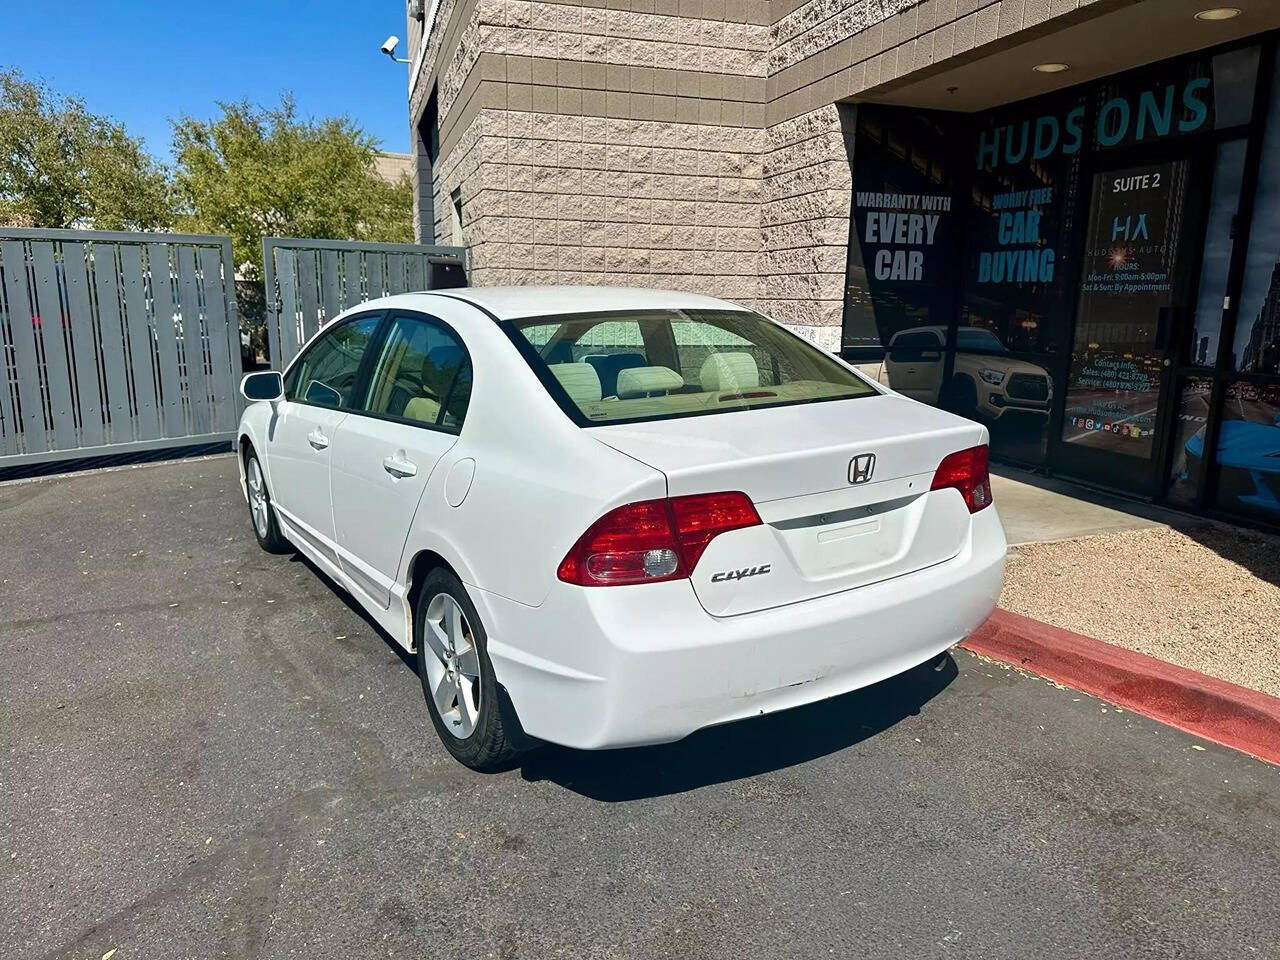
[422,592,482,739]
[247,458,269,538]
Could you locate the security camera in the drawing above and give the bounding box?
[381,35,400,57]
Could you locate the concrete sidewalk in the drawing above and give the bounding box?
[991,467,1182,545]
[991,465,1280,702]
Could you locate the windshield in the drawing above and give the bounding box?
[505,308,877,425]
[956,327,1007,352]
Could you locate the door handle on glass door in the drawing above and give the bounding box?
[307,429,329,450]
[383,454,417,479]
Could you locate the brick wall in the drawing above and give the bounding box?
[407,0,1121,345]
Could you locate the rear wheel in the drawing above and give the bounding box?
[244,448,290,553]
[414,568,523,771]
[949,375,979,421]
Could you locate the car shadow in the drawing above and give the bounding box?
[287,552,418,673]
[285,551,960,798]
[518,653,959,802]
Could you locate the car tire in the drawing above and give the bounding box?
[414,568,524,771]
[949,375,979,420]
[243,447,291,554]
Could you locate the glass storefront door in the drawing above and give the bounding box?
[1051,152,1208,494]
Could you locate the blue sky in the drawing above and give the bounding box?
[0,1,412,163]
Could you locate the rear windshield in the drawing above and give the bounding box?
[505,308,877,426]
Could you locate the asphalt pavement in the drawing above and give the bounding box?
[2,454,1277,960]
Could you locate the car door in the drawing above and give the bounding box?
[329,311,473,608]
[268,313,382,564]
[884,330,944,402]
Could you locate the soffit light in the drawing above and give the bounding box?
[1195,7,1242,20]
[1032,62,1070,74]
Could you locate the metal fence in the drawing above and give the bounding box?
[262,237,466,367]
[0,229,241,468]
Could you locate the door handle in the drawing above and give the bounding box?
[382,454,418,479]
[307,428,329,450]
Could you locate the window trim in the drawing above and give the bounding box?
[496,307,881,429]
[282,310,388,413]
[340,309,475,436]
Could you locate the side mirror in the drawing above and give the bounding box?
[241,371,284,402]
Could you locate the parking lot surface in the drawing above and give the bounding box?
[2,455,1278,960]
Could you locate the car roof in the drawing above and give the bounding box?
[391,285,749,321]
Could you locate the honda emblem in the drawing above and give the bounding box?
[848,453,876,484]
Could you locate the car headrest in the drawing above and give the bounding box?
[548,363,602,404]
[616,366,684,399]
[700,352,759,392]
[403,396,441,424]
[583,352,646,397]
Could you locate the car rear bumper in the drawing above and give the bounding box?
[477,505,1006,750]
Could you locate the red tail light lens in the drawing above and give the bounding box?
[930,444,992,513]
[669,491,761,570]
[557,491,761,587]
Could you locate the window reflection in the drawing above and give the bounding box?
[1234,62,1280,373]
[1211,381,1280,521]
[1188,140,1246,366]
[943,337,1055,466]
[1167,377,1214,504]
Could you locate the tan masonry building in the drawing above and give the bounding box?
[405,0,1280,532]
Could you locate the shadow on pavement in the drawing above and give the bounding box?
[519,653,958,801]
[288,552,419,673]
[287,551,960,797]
[1174,521,1280,588]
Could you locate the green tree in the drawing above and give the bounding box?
[0,69,172,230]
[172,96,413,279]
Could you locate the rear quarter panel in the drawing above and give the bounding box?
[397,300,666,609]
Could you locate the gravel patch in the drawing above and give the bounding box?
[1000,523,1280,699]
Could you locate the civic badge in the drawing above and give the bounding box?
[848,453,876,485]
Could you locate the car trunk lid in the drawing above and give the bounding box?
[594,395,986,615]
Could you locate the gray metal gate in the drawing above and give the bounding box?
[0,228,242,468]
[262,237,466,367]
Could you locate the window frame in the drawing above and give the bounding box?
[497,307,882,429]
[344,309,475,436]
[281,310,387,413]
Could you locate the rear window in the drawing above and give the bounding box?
[505,309,877,425]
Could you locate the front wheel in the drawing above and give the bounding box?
[244,449,290,553]
[415,568,523,771]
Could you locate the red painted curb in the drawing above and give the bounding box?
[961,608,1280,767]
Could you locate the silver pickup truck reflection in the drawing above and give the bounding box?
[867,326,1052,422]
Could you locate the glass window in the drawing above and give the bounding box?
[1093,45,1259,151]
[440,359,472,431]
[1209,45,1261,128]
[509,309,876,425]
[943,342,1056,466]
[1166,376,1214,505]
[1188,140,1247,366]
[1212,381,1280,522]
[842,105,958,357]
[961,86,1085,359]
[361,314,471,430]
[887,329,944,357]
[956,327,1007,352]
[1234,63,1280,374]
[284,315,381,408]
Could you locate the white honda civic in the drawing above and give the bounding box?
[237,287,1006,769]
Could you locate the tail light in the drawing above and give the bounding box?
[931,444,992,513]
[557,491,760,587]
